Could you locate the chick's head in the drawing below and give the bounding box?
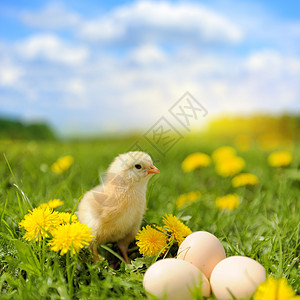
[106,151,159,186]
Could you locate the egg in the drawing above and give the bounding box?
[177,231,226,278]
[143,258,210,299]
[210,256,266,300]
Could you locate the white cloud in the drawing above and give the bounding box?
[245,50,300,75]
[15,34,89,65]
[66,78,86,94]
[208,50,300,112]
[20,3,80,29]
[62,78,90,109]
[128,44,167,65]
[78,0,243,45]
[0,59,24,86]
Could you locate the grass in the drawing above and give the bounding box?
[0,136,299,299]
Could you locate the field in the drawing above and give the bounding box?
[0,136,299,299]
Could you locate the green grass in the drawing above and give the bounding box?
[0,137,299,299]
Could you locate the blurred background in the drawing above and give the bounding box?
[0,0,300,144]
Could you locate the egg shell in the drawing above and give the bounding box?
[210,256,266,300]
[143,258,210,300]
[177,231,226,278]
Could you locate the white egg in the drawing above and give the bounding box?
[143,258,210,300]
[177,231,226,278]
[210,256,266,300]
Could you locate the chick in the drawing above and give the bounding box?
[78,151,159,264]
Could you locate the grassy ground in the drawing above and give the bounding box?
[0,136,299,299]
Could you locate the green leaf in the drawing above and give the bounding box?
[14,239,42,276]
[1,219,15,238]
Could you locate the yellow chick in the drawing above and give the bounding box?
[78,151,160,264]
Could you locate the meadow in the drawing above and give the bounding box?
[0,135,299,299]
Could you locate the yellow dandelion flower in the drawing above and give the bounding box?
[38,203,49,209]
[254,277,300,300]
[39,199,64,210]
[232,173,258,188]
[215,194,239,211]
[136,225,168,257]
[181,152,211,172]
[57,212,78,224]
[257,133,281,151]
[176,191,201,208]
[163,214,192,245]
[215,156,245,177]
[49,222,93,255]
[51,155,74,174]
[19,207,61,241]
[212,146,236,163]
[268,151,292,167]
[234,134,251,151]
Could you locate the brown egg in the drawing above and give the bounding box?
[210,256,266,300]
[143,258,210,300]
[177,231,226,278]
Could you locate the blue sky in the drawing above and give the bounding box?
[0,0,300,135]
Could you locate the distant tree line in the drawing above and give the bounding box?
[0,118,56,140]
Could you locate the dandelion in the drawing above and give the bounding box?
[51,155,74,174]
[181,152,211,172]
[257,133,281,151]
[215,194,239,211]
[163,214,192,245]
[215,156,245,177]
[254,277,300,300]
[176,191,201,208]
[232,173,258,188]
[136,225,168,257]
[268,151,292,167]
[58,212,78,224]
[212,146,236,163]
[19,207,60,241]
[234,134,251,151]
[39,199,64,210]
[49,222,93,255]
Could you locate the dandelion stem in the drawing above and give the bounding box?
[66,252,73,298]
[38,241,42,269]
[41,238,45,274]
[71,254,77,292]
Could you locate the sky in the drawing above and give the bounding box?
[0,0,300,136]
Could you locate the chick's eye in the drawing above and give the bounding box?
[135,164,142,169]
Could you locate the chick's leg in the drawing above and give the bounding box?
[90,243,100,262]
[117,239,130,264]
[118,224,141,264]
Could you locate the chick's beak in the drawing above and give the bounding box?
[147,165,160,174]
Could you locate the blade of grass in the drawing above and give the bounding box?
[3,153,17,184]
[277,232,283,276]
[71,195,83,216]
[2,219,15,238]
[14,183,33,211]
[222,229,243,255]
[100,244,126,264]
[4,153,33,211]
[0,196,8,224]
[16,191,24,216]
